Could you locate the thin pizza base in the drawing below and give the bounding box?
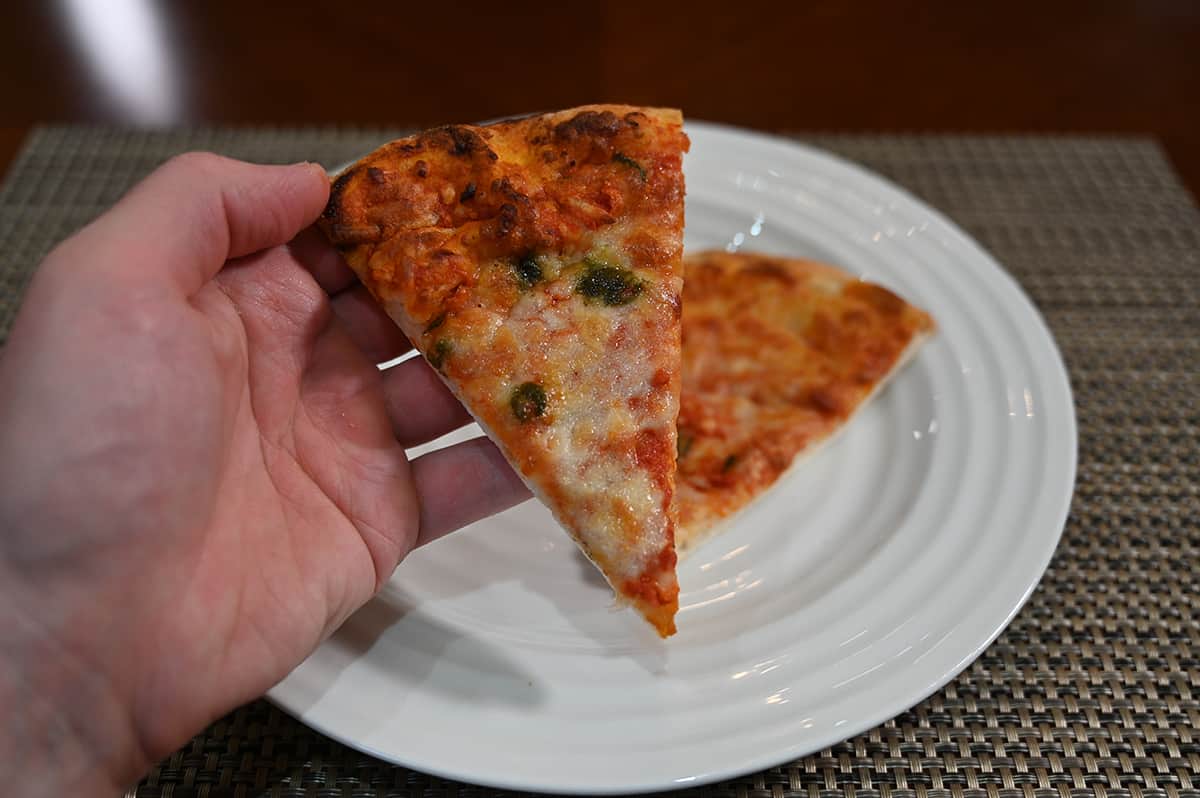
[320,106,687,635]
[411,350,673,627]
[676,328,931,556]
[675,250,935,554]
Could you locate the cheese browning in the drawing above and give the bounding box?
[676,251,935,552]
[320,106,688,635]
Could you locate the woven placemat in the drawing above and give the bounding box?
[1,128,1197,798]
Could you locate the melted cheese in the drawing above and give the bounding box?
[317,105,688,635]
[476,235,675,584]
[675,251,935,553]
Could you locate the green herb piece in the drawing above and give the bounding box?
[576,263,643,306]
[612,151,647,181]
[428,339,452,370]
[721,454,738,473]
[677,434,694,459]
[514,254,543,288]
[423,312,447,334]
[509,381,547,422]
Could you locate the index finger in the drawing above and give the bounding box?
[287,226,360,295]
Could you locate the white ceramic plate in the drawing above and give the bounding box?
[269,122,1077,793]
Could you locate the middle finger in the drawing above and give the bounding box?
[380,355,474,448]
[330,283,413,365]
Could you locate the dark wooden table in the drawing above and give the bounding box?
[4,0,1198,196]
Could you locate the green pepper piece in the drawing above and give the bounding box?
[514,254,543,288]
[576,263,643,306]
[510,382,547,422]
[428,339,452,370]
[423,312,447,334]
[612,151,647,181]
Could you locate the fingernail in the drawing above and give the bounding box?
[291,160,332,179]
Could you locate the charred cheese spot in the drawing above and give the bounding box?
[623,111,647,127]
[323,167,359,222]
[492,203,518,237]
[441,125,489,157]
[553,110,624,142]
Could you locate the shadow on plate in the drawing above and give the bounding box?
[284,588,548,725]
[404,549,670,672]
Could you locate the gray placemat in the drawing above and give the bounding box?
[1,127,1197,798]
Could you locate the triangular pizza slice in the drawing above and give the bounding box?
[320,106,688,636]
[676,250,935,553]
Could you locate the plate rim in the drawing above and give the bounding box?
[270,120,1079,794]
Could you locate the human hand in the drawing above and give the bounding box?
[0,153,529,795]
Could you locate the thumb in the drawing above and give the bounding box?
[61,152,330,295]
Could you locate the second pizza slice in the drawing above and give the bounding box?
[676,250,935,553]
[320,106,688,636]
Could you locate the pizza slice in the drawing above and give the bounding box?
[676,250,935,553]
[319,106,688,636]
